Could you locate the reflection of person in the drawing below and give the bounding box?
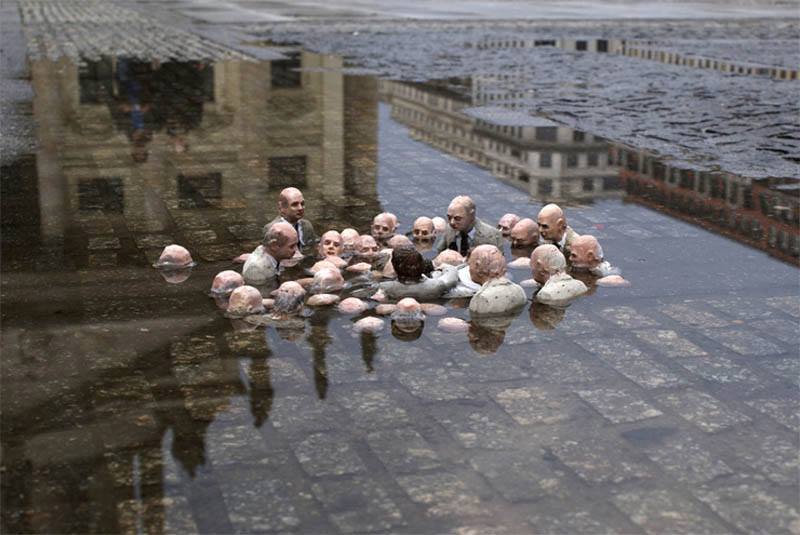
[436,196,504,254]
[529,300,566,330]
[243,222,298,285]
[263,188,317,249]
[468,314,517,354]
[468,245,527,316]
[537,203,579,258]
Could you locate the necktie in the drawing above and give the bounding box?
[459,231,469,255]
[294,222,301,245]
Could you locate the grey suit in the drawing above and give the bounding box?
[263,216,317,248]
[435,217,504,253]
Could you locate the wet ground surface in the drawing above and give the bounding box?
[2,1,800,534]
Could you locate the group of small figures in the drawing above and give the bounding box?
[153,187,629,339]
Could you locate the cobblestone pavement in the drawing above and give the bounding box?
[2,1,799,533]
[251,18,800,179]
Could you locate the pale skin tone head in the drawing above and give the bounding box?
[433,249,464,267]
[431,217,446,235]
[372,213,397,241]
[265,222,299,261]
[412,217,435,241]
[537,203,567,243]
[387,234,412,249]
[509,218,539,248]
[447,196,476,233]
[355,235,380,257]
[468,244,506,285]
[531,244,566,284]
[497,213,520,238]
[278,187,305,224]
[569,235,603,270]
[318,230,343,257]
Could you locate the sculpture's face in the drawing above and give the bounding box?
[357,236,380,257]
[412,219,434,241]
[569,241,598,269]
[371,215,394,241]
[510,224,538,249]
[272,231,299,261]
[319,231,343,257]
[447,202,474,233]
[537,210,565,243]
[497,214,519,238]
[279,190,305,223]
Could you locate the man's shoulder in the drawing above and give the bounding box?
[474,218,503,245]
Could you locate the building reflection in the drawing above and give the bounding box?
[612,145,800,264]
[1,50,380,533]
[380,79,622,204]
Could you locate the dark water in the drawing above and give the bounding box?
[1,51,798,533]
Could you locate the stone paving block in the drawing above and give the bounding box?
[643,434,733,485]
[87,236,121,250]
[578,338,687,389]
[219,478,306,532]
[764,295,800,319]
[660,303,729,328]
[396,473,487,518]
[744,398,800,433]
[324,350,380,384]
[550,438,652,485]
[749,318,800,346]
[705,297,778,320]
[693,477,800,534]
[677,355,761,384]
[699,328,785,356]
[759,357,800,386]
[87,251,118,267]
[133,234,174,249]
[524,348,614,384]
[469,450,565,502]
[117,496,197,535]
[197,243,243,262]
[205,423,271,467]
[598,305,659,328]
[449,355,528,383]
[634,329,707,357]
[367,427,441,474]
[429,405,517,450]
[183,229,218,244]
[576,388,663,424]
[227,223,264,240]
[493,386,584,425]
[528,510,612,534]
[555,312,603,336]
[734,431,799,486]
[397,367,474,401]
[612,489,728,534]
[335,389,410,430]
[656,389,751,433]
[311,476,405,534]
[294,432,366,477]
[270,394,344,436]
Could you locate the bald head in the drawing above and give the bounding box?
[318,230,343,257]
[447,195,477,232]
[431,217,446,235]
[531,244,566,284]
[537,203,567,243]
[387,234,412,249]
[510,218,539,248]
[570,234,604,270]
[355,235,380,257]
[468,244,506,285]
[372,212,397,242]
[278,187,305,223]
[412,216,434,241]
[310,267,345,294]
[265,221,299,261]
[497,213,521,238]
[272,281,306,316]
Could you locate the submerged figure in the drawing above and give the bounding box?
[509,218,539,250]
[263,187,317,249]
[227,285,265,317]
[390,297,425,341]
[377,246,459,300]
[468,245,527,316]
[371,212,398,246]
[318,230,343,258]
[270,281,306,319]
[154,244,195,269]
[537,203,579,258]
[411,216,435,243]
[309,268,345,294]
[436,195,504,254]
[431,216,447,236]
[497,213,521,239]
[211,270,244,295]
[569,234,630,286]
[532,244,588,306]
[340,228,360,256]
[243,222,298,285]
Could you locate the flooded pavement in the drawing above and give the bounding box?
[2,2,800,534]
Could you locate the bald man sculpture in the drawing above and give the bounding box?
[468,245,527,316]
[537,203,579,259]
[371,212,398,246]
[436,196,503,254]
[243,222,298,285]
[532,244,588,306]
[509,218,539,249]
[569,234,629,287]
[497,213,521,239]
[263,187,317,249]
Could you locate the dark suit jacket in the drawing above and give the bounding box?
[435,217,504,253]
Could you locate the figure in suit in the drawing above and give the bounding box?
[537,203,579,260]
[435,196,503,254]
[262,187,317,249]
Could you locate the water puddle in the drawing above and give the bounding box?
[2,50,798,533]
